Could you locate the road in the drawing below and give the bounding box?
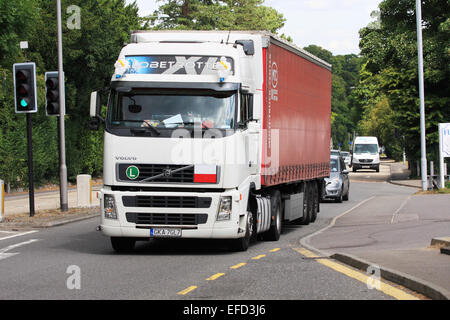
[0,163,419,300]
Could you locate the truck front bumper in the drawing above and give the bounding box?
[99,188,245,240]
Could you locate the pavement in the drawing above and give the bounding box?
[1,184,101,228]
[303,161,450,300]
[387,161,422,188]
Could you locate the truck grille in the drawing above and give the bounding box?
[118,164,194,183]
[126,213,208,225]
[122,196,212,208]
[359,159,373,163]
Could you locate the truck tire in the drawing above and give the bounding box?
[299,183,311,225]
[232,211,253,252]
[376,165,380,173]
[262,191,281,241]
[111,237,136,253]
[310,182,319,223]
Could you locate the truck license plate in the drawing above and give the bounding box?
[150,228,182,238]
[363,166,371,169]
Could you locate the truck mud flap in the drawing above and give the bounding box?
[256,196,271,234]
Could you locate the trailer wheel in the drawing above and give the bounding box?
[111,237,136,253]
[310,182,319,223]
[299,182,311,225]
[262,191,281,241]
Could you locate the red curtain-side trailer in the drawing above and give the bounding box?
[261,37,332,187]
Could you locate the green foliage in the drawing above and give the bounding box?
[151,0,285,33]
[355,0,450,165]
[303,45,364,151]
[0,0,140,188]
[0,0,40,67]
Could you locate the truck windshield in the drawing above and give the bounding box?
[107,88,236,131]
[354,144,378,155]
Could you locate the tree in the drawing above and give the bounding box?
[0,0,141,189]
[356,0,450,167]
[303,45,364,150]
[29,0,141,181]
[151,0,285,33]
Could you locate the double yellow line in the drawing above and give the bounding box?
[293,248,418,300]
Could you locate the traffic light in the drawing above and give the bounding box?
[45,71,60,116]
[13,63,37,113]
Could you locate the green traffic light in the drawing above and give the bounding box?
[20,99,28,107]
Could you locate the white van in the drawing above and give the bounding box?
[351,137,380,172]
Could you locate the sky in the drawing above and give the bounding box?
[126,0,382,56]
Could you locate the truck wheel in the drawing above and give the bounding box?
[232,212,253,252]
[310,182,319,223]
[299,183,311,225]
[262,191,281,241]
[111,237,136,253]
[376,166,380,173]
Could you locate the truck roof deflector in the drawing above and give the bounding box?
[235,40,255,56]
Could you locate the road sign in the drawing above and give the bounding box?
[439,123,450,188]
[440,123,450,158]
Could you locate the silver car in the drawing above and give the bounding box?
[341,151,351,167]
[323,155,350,203]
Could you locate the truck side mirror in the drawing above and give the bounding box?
[90,91,104,131]
[89,117,100,131]
[90,91,100,118]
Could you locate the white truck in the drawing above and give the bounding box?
[351,136,380,172]
[90,31,332,252]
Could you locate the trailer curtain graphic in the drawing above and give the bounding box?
[124,56,235,75]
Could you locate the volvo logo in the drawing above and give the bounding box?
[163,169,172,177]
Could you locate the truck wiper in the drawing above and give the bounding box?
[130,125,160,136]
[175,122,212,129]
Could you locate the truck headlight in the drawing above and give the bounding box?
[104,194,117,220]
[217,196,232,221]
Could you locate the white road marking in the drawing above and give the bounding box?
[0,239,40,261]
[299,196,376,256]
[0,230,38,241]
[390,195,412,224]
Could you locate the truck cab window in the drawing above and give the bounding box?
[239,92,253,127]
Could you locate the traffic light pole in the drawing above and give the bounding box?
[57,0,68,211]
[26,113,35,217]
